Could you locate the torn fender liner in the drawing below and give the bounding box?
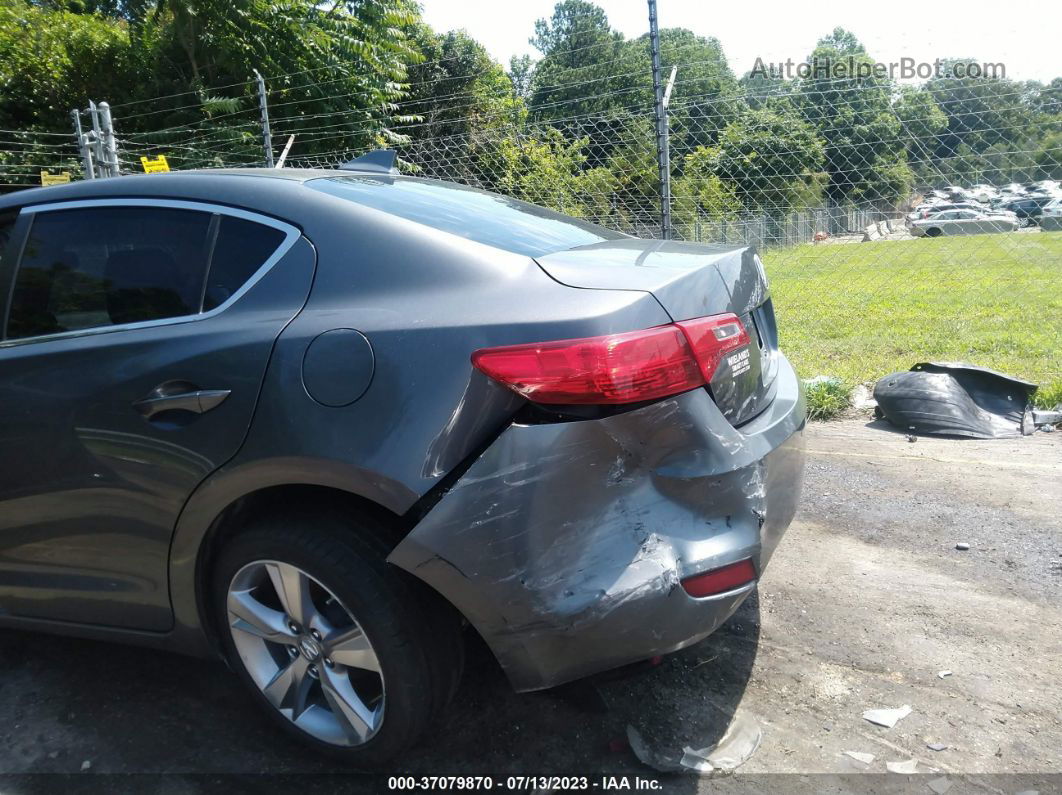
[873,362,1038,439]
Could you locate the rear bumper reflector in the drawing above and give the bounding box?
[680,559,757,598]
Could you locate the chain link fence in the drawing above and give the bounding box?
[2,49,1060,396]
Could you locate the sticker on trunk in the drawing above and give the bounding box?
[727,348,751,376]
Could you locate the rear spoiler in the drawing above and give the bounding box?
[338,149,398,175]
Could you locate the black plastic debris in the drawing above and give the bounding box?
[873,362,1048,439]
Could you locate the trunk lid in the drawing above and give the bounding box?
[534,239,778,425]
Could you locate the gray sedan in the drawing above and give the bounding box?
[0,159,806,763]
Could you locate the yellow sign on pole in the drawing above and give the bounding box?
[40,171,71,186]
[140,155,170,173]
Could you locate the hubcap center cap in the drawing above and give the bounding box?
[298,635,322,660]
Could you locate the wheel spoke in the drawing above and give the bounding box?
[266,562,314,626]
[227,588,295,644]
[262,654,310,711]
[227,559,386,747]
[320,665,376,743]
[327,626,381,673]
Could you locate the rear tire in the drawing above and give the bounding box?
[211,510,461,764]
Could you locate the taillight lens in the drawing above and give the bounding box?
[681,559,757,597]
[675,314,751,383]
[471,313,748,405]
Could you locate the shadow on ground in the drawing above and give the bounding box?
[0,594,761,790]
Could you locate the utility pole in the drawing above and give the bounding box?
[647,0,672,239]
[254,69,275,168]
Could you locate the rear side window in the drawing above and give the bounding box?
[5,206,290,341]
[0,211,16,267]
[309,175,624,258]
[203,215,286,311]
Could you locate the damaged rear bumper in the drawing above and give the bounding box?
[388,354,807,692]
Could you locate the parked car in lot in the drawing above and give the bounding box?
[1041,197,1062,230]
[966,184,999,204]
[905,202,1015,226]
[906,201,980,224]
[0,160,806,762]
[909,209,1019,237]
[1001,195,1055,226]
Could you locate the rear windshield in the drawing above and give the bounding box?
[309,175,624,258]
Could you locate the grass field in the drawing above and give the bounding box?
[763,230,1062,408]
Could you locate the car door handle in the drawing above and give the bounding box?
[133,385,231,419]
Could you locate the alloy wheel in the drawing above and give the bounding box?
[226,560,385,747]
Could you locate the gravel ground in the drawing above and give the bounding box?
[0,419,1059,793]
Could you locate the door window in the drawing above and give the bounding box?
[7,206,212,339]
[5,205,291,341]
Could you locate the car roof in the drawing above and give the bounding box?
[0,167,364,210]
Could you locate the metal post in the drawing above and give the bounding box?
[275,135,295,168]
[253,69,274,168]
[71,109,94,180]
[98,101,119,177]
[647,0,672,240]
[88,101,105,178]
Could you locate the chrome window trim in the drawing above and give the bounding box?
[0,198,300,348]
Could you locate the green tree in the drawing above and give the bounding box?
[672,167,741,241]
[118,0,421,166]
[693,106,825,211]
[894,85,947,180]
[0,0,129,183]
[797,28,911,207]
[403,26,513,141]
[508,54,534,101]
[629,28,739,155]
[528,0,635,119]
[926,59,1036,157]
[739,68,795,112]
[0,0,129,131]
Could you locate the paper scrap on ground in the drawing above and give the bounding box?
[863,704,912,728]
[843,751,875,765]
[627,714,762,776]
[886,758,919,774]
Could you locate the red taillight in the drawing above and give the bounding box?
[676,314,751,383]
[471,313,748,405]
[471,324,701,405]
[681,559,757,598]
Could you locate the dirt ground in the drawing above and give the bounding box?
[0,419,1059,793]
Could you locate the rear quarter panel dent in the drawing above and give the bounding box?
[388,359,806,689]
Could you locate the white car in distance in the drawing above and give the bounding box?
[909,209,1019,237]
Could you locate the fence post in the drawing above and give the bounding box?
[88,101,105,178]
[647,0,671,240]
[98,101,119,177]
[253,69,275,168]
[71,109,94,180]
